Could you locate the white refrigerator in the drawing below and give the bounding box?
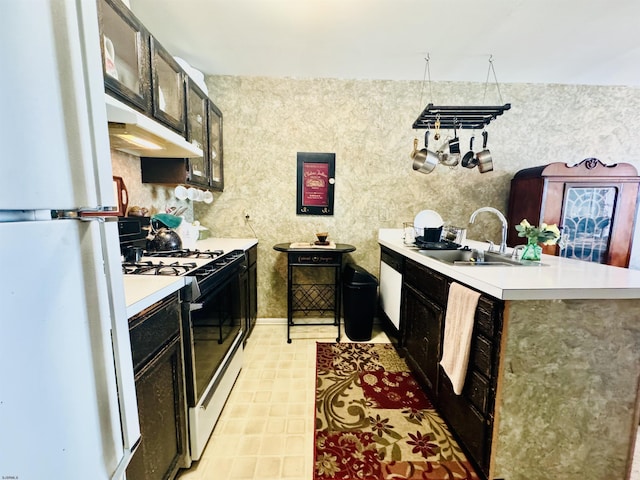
[0,1,140,478]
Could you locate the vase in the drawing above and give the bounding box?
[521,238,542,261]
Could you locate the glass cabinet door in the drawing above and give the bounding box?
[99,0,151,112]
[560,185,617,264]
[150,38,185,135]
[208,101,224,191]
[186,79,209,187]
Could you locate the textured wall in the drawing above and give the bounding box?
[494,298,640,479]
[193,76,640,318]
[111,149,193,221]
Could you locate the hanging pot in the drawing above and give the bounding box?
[462,135,478,168]
[476,131,494,173]
[448,125,461,155]
[412,131,439,174]
[440,125,460,167]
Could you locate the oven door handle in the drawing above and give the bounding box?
[190,302,204,312]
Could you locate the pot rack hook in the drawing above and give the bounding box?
[483,54,504,105]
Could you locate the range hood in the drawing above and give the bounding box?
[105,94,202,158]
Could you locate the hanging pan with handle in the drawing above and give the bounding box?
[476,130,494,173]
[412,130,439,174]
[441,125,460,167]
[462,134,477,168]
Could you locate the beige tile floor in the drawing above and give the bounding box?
[178,322,640,480]
[177,322,391,480]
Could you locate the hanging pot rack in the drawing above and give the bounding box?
[412,55,510,130]
[412,103,511,130]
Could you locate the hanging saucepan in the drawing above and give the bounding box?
[441,125,460,167]
[476,131,494,173]
[412,130,439,174]
[462,135,478,168]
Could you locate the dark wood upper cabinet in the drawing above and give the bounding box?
[150,38,186,135]
[507,158,640,267]
[100,0,225,192]
[98,0,151,113]
[208,100,224,191]
[184,78,209,187]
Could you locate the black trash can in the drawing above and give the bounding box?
[342,263,378,341]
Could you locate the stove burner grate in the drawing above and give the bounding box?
[145,249,224,259]
[122,260,198,276]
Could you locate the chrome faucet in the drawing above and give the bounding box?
[469,207,509,255]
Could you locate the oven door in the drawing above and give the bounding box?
[183,268,244,407]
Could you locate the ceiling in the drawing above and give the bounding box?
[129,0,640,87]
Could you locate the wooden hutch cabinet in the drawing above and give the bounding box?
[506,158,640,267]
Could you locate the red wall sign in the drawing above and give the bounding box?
[296,152,335,215]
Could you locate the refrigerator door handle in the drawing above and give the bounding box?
[53,208,120,221]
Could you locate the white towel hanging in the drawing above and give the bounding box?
[440,282,481,395]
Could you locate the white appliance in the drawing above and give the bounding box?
[0,1,140,478]
[380,247,404,331]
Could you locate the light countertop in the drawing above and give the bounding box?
[123,237,258,318]
[378,228,640,300]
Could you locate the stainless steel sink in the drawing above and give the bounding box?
[418,249,544,266]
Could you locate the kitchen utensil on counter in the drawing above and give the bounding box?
[315,232,329,245]
[414,209,444,236]
[148,214,183,251]
[127,206,148,217]
[147,227,182,251]
[476,131,494,173]
[177,220,199,249]
[462,135,478,169]
[412,131,439,174]
[113,176,128,216]
[403,222,416,245]
[152,213,182,229]
[421,226,443,242]
[124,246,144,262]
[442,225,467,244]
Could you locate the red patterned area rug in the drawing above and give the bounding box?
[314,342,479,480]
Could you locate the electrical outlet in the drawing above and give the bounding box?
[243,209,251,220]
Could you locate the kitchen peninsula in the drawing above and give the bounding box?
[379,228,640,480]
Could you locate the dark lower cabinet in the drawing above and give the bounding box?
[127,292,188,480]
[402,283,444,394]
[401,258,503,480]
[246,245,258,340]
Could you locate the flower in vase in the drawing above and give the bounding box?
[515,219,560,245]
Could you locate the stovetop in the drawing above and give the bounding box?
[122,249,245,280]
[144,248,224,259]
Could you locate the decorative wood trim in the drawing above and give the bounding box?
[541,159,638,178]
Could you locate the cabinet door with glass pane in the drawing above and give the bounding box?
[99,0,151,113]
[560,185,617,264]
[185,79,209,187]
[150,38,185,135]
[507,159,640,267]
[208,101,224,191]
